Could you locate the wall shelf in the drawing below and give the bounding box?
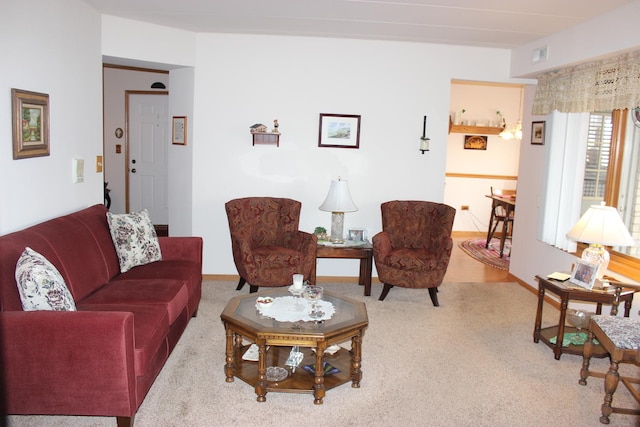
[252,132,280,146]
[448,117,504,135]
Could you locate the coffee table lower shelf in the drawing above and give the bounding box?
[232,345,357,396]
[537,326,609,358]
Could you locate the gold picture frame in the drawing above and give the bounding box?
[12,88,50,159]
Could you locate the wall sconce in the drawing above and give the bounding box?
[420,115,430,154]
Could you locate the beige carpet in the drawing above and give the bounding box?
[5,281,639,427]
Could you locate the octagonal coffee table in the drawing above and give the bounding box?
[220,288,368,404]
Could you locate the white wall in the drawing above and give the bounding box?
[446,83,522,232]
[0,0,103,234]
[189,34,526,276]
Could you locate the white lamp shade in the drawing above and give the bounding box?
[566,204,635,247]
[319,179,358,213]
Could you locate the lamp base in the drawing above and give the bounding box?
[581,244,610,279]
[330,212,345,243]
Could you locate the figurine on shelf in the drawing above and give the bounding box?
[272,119,279,133]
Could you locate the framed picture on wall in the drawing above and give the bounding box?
[11,88,50,159]
[463,135,487,150]
[318,113,361,148]
[531,121,545,145]
[172,116,187,145]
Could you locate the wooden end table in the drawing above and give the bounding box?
[220,288,368,404]
[311,242,373,296]
[534,275,636,360]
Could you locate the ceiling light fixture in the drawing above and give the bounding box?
[499,86,524,141]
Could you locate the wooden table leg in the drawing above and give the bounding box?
[361,252,372,296]
[224,327,235,382]
[350,332,363,388]
[554,297,569,360]
[313,344,326,404]
[533,284,545,343]
[255,340,268,402]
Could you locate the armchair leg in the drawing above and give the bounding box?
[249,285,259,293]
[236,277,246,291]
[428,288,439,306]
[379,284,394,301]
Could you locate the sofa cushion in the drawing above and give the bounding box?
[79,279,188,324]
[106,210,162,273]
[15,247,76,311]
[75,303,169,375]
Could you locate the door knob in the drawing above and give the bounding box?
[131,168,137,173]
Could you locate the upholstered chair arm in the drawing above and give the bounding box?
[430,234,454,267]
[158,236,203,265]
[372,231,393,260]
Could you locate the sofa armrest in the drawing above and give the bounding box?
[0,310,138,415]
[158,236,203,265]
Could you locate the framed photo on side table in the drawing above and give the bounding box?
[318,113,361,148]
[12,88,50,159]
[569,260,598,290]
[531,121,545,145]
[172,116,187,145]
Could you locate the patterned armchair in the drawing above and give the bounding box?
[372,200,456,304]
[225,197,317,292]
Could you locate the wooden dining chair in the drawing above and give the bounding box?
[486,187,516,256]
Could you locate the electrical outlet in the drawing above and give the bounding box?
[461,205,469,210]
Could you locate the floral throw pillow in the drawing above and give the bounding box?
[15,247,77,311]
[106,209,162,273]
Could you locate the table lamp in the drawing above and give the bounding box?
[319,178,358,243]
[566,203,636,278]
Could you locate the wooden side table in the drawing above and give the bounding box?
[311,242,373,296]
[534,275,636,360]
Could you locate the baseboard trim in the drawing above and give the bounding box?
[202,274,381,284]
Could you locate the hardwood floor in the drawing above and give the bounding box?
[444,233,513,283]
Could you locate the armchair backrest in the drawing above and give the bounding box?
[380,200,456,250]
[225,197,302,247]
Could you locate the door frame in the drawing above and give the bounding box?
[124,90,168,213]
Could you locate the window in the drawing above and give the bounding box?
[579,109,640,279]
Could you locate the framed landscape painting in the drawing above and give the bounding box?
[318,113,361,149]
[12,89,50,159]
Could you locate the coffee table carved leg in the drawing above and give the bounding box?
[255,340,268,402]
[224,327,235,383]
[313,346,326,405]
[350,332,363,388]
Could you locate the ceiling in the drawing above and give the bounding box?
[84,0,632,49]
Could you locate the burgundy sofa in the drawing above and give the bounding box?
[0,204,203,426]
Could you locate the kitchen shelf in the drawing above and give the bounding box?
[448,117,504,135]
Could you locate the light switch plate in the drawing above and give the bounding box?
[96,155,103,172]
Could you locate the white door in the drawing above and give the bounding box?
[127,93,168,224]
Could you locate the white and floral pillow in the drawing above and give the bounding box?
[107,209,162,273]
[15,247,76,311]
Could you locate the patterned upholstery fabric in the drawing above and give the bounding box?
[373,200,456,291]
[592,315,640,350]
[225,197,317,288]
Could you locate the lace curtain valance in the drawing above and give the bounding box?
[532,50,640,115]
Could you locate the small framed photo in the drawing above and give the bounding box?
[463,135,487,150]
[172,116,187,145]
[531,121,545,145]
[347,228,366,242]
[569,260,598,290]
[318,113,361,149]
[12,88,50,159]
